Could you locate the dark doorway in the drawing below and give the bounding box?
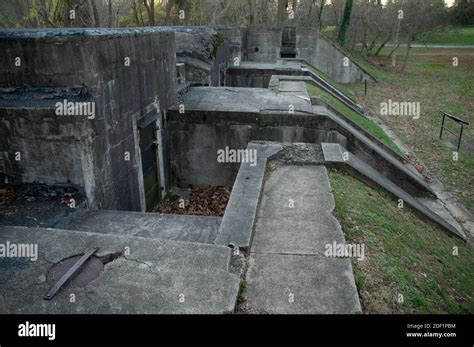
[139,122,161,211]
[281,27,296,58]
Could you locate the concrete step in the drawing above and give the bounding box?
[64,210,222,244]
[0,226,240,314]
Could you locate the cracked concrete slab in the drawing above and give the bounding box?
[246,253,361,314]
[0,226,240,314]
[252,166,345,256]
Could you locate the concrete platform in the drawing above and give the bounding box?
[64,210,221,244]
[245,165,361,314]
[0,226,240,314]
[169,87,313,114]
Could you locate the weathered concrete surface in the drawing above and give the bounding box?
[246,165,361,314]
[215,142,282,250]
[251,166,345,256]
[296,27,375,84]
[247,253,361,314]
[226,61,304,88]
[268,142,324,165]
[64,210,222,244]
[0,28,178,212]
[168,87,434,199]
[169,87,314,187]
[246,27,282,63]
[321,108,434,197]
[0,226,240,314]
[322,143,466,241]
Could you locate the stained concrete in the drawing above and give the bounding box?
[169,86,435,199]
[0,226,240,314]
[0,28,178,211]
[295,27,375,84]
[246,165,361,314]
[64,210,222,244]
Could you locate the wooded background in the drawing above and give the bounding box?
[0,0,472,56]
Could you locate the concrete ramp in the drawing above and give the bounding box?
[245,165,362,314]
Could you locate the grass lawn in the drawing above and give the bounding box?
[329,169,474,314]
[350,46,474,212]
[305,82,403,156]
[416,27,474,46]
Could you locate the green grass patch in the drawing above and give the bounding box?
[417,27,474,46]
[349,46,474,211]
[329,169,474,314]
[305,82,403,156]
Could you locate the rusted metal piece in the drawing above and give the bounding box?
[44,248,99,300]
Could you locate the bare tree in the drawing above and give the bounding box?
[143,0,155,26]
[248,0,258,25]
[277,0,288,24]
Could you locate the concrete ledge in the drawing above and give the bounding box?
[214,141,283,250]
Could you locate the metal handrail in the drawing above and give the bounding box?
[439,111,469,152]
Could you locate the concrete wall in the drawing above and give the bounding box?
[169,108,430,197]
[296,27,374,84]
[245,27,282,63]
[0,28,177,211]
[213,26,374,84]
[174,27,231,87]
[0,105,92,187]
[214,27,244,67]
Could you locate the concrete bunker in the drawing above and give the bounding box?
[0,25,468,315]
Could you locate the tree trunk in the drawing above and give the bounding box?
[132,0,140,26]
[248,0,258,25]
[89,0,100,27]
[317,0,325,30]
[107,0,113,27]
[165,0,173,25]
[143,0,155,26]
[338,0,354,45]
[373,36,392,57]
[401,37,414,73]
[277,0,288,24]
